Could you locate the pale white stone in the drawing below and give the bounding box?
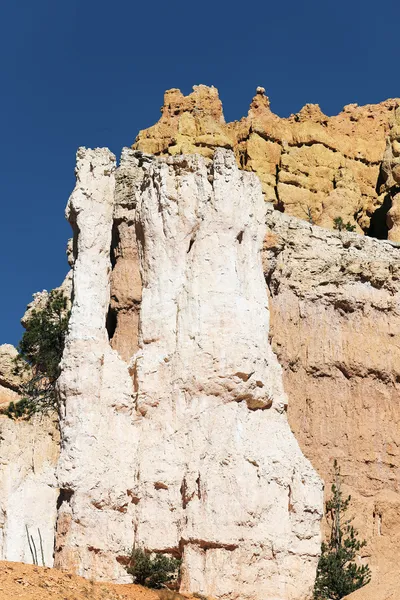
[0,415,59,567]
[132,149,323,599]
[55,147,138,581]
[55,147,323,599]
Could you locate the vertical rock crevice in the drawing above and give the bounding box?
[109,148,144,362]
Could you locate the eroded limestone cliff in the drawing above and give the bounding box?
[0,321,60,568]
[133,85,400,238]
[54,147,323,600]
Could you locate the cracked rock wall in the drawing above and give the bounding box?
[55,146,323,600]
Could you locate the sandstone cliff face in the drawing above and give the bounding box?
[133,85,400,235]
[263,209,400,587]
[55,147,323,599]
[55,148,137,580]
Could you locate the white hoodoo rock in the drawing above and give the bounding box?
[55,146,323,599]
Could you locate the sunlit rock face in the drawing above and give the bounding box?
[3,84,400,599]
[133,85,400,235]
[55,148,138,581]
[55,146,323,599]
[379,106,400,242]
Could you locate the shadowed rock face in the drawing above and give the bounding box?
[379,106,400,242]
[55,147,323,600]
[133,85,400,234]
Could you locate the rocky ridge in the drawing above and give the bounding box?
[133,85,400,238]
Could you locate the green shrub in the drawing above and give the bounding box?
[314,460,371,600]
[333,217,356,232]
[125,548,181,589]
[1,290,70,419]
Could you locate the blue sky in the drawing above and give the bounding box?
[1,0,399,345]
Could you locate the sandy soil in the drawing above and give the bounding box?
[0,561,195,600]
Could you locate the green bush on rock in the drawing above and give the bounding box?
[125,547,181,589]
[1,290,70,419]
[333,217,356,232]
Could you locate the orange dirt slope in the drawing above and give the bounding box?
[0,561,198,600]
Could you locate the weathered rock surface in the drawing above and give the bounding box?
[263,208,400,585]
[55,147,323,599]
[21,272,73,330]
[0,415,59,566]
[0,344,21,406]
[109,148,143,361]
[0,320,60,568]
[133,86,400,234]
[55,147,138,581]
[344,572,398,600]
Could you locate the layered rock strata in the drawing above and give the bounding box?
[133,85,400,234]
[2,102,400,595]
[55,146,323,599]
[263,209,400,585]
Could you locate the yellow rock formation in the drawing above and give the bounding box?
[133,85,400,234]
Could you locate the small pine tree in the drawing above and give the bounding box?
[1,290,70,419]
[125,548,181,589]
[333,217,356,232]
[314,461,371,600]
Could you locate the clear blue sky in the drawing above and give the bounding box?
[1,0,399,345]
